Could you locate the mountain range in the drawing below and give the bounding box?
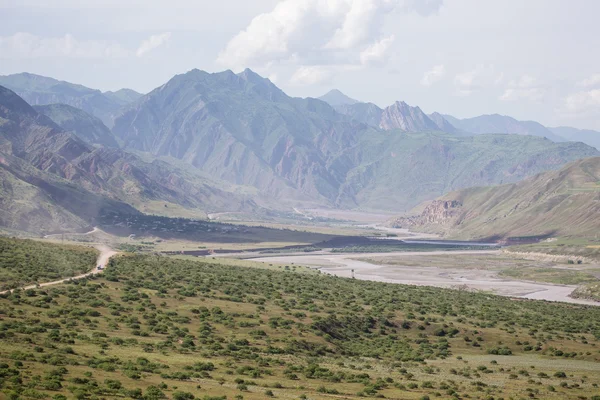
[0,73,143,128]
[112,69,598,210]
[319,89,600,149]
[1,70,600,234]
[389,156,600,240]
[0,85,260,233]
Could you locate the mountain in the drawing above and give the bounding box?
[33,104,119,147]
[0,73,140,127]
[443,113,565,142]
[112,69,600,211]
[0,152,138,233]
[318,89,359,106]
[104,88,143,105]
[339,131,599,210]
[334,102,383,127]
[0,85,260,233]
[428,112,460,134]
[379,101,440,131]
[113,68,375,205]
[334,100,441,132]
[550,126,600,150]
[389,157,600,240]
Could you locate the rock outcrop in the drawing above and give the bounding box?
[391,200,462,228]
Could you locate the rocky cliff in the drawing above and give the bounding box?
[391,200,462,228]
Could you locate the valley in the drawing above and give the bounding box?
[1,65,600,400]
[248,249,600,305]
[2,236,600,400]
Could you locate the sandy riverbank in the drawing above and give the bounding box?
[251,250,600,306]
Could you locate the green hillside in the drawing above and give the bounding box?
[390,156,600,239]
[1,242,600,399]
[0,237,97,291]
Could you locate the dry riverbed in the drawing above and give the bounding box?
[251,250,600,306]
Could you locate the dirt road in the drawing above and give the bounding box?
[0,245,117,294]
[251,250,600,306]
[43,227,100,239]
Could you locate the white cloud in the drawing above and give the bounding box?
[217,0,443,84]
[403,0,444,16]
[0,32,129,59]
[578,74,600,88]
[136,32,171,57]
[0,31,172,60]
[420,64,445,86]
[359,35,395,66]
[454,64,502,96]
[290,66,334,86]
[499,74,545,102]
[561,89,600,116]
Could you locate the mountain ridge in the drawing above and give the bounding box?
[33,103,120,148]
[318,89,360,106]
[0,72,142,127]
[389,156,600,240]
[112,68,600,211]
[0,85,263,233]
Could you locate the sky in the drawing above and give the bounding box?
[1,0,599,130]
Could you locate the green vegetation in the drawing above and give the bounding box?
[391,157,600,240]
[99,213,333,245]
[571,282,600,302]
[498,267,599,285]
[1,240,600,399]
[0,238,97,291]
[509,237,600,262]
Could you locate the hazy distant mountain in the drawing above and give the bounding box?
[550,126,600,150]
[112,68,599,211]
[334,102,383,127]
[0,73,141,127]
[390,156,600,240]
[104,88,143,105]
[113,68,374,205]
[33,104,119,148]
[0,85,259,233]
[443,113,565,142]
[334,100,441,132]
[380,101,440,131]
[318,89,360,107]
[428,112,460,134]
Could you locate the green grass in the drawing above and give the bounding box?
[1,242,600,399]
[571,282,600,301]
[498,267,599,285]
[0,237,97,291]
[509,238,600,261]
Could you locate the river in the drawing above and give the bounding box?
[249,249,599,306]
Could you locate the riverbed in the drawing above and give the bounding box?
[250,250,600,306]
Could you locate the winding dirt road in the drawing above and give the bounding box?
[43,227,100,239]
[1,245,117,294]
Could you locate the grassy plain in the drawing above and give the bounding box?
[0,238,97,291]
[1,240,600,399]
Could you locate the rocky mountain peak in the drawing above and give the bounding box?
[379,100,439,132]
[318,89,360,107]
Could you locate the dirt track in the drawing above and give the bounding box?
[0,245,117,294]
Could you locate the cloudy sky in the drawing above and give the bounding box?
[1,0,599,130]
